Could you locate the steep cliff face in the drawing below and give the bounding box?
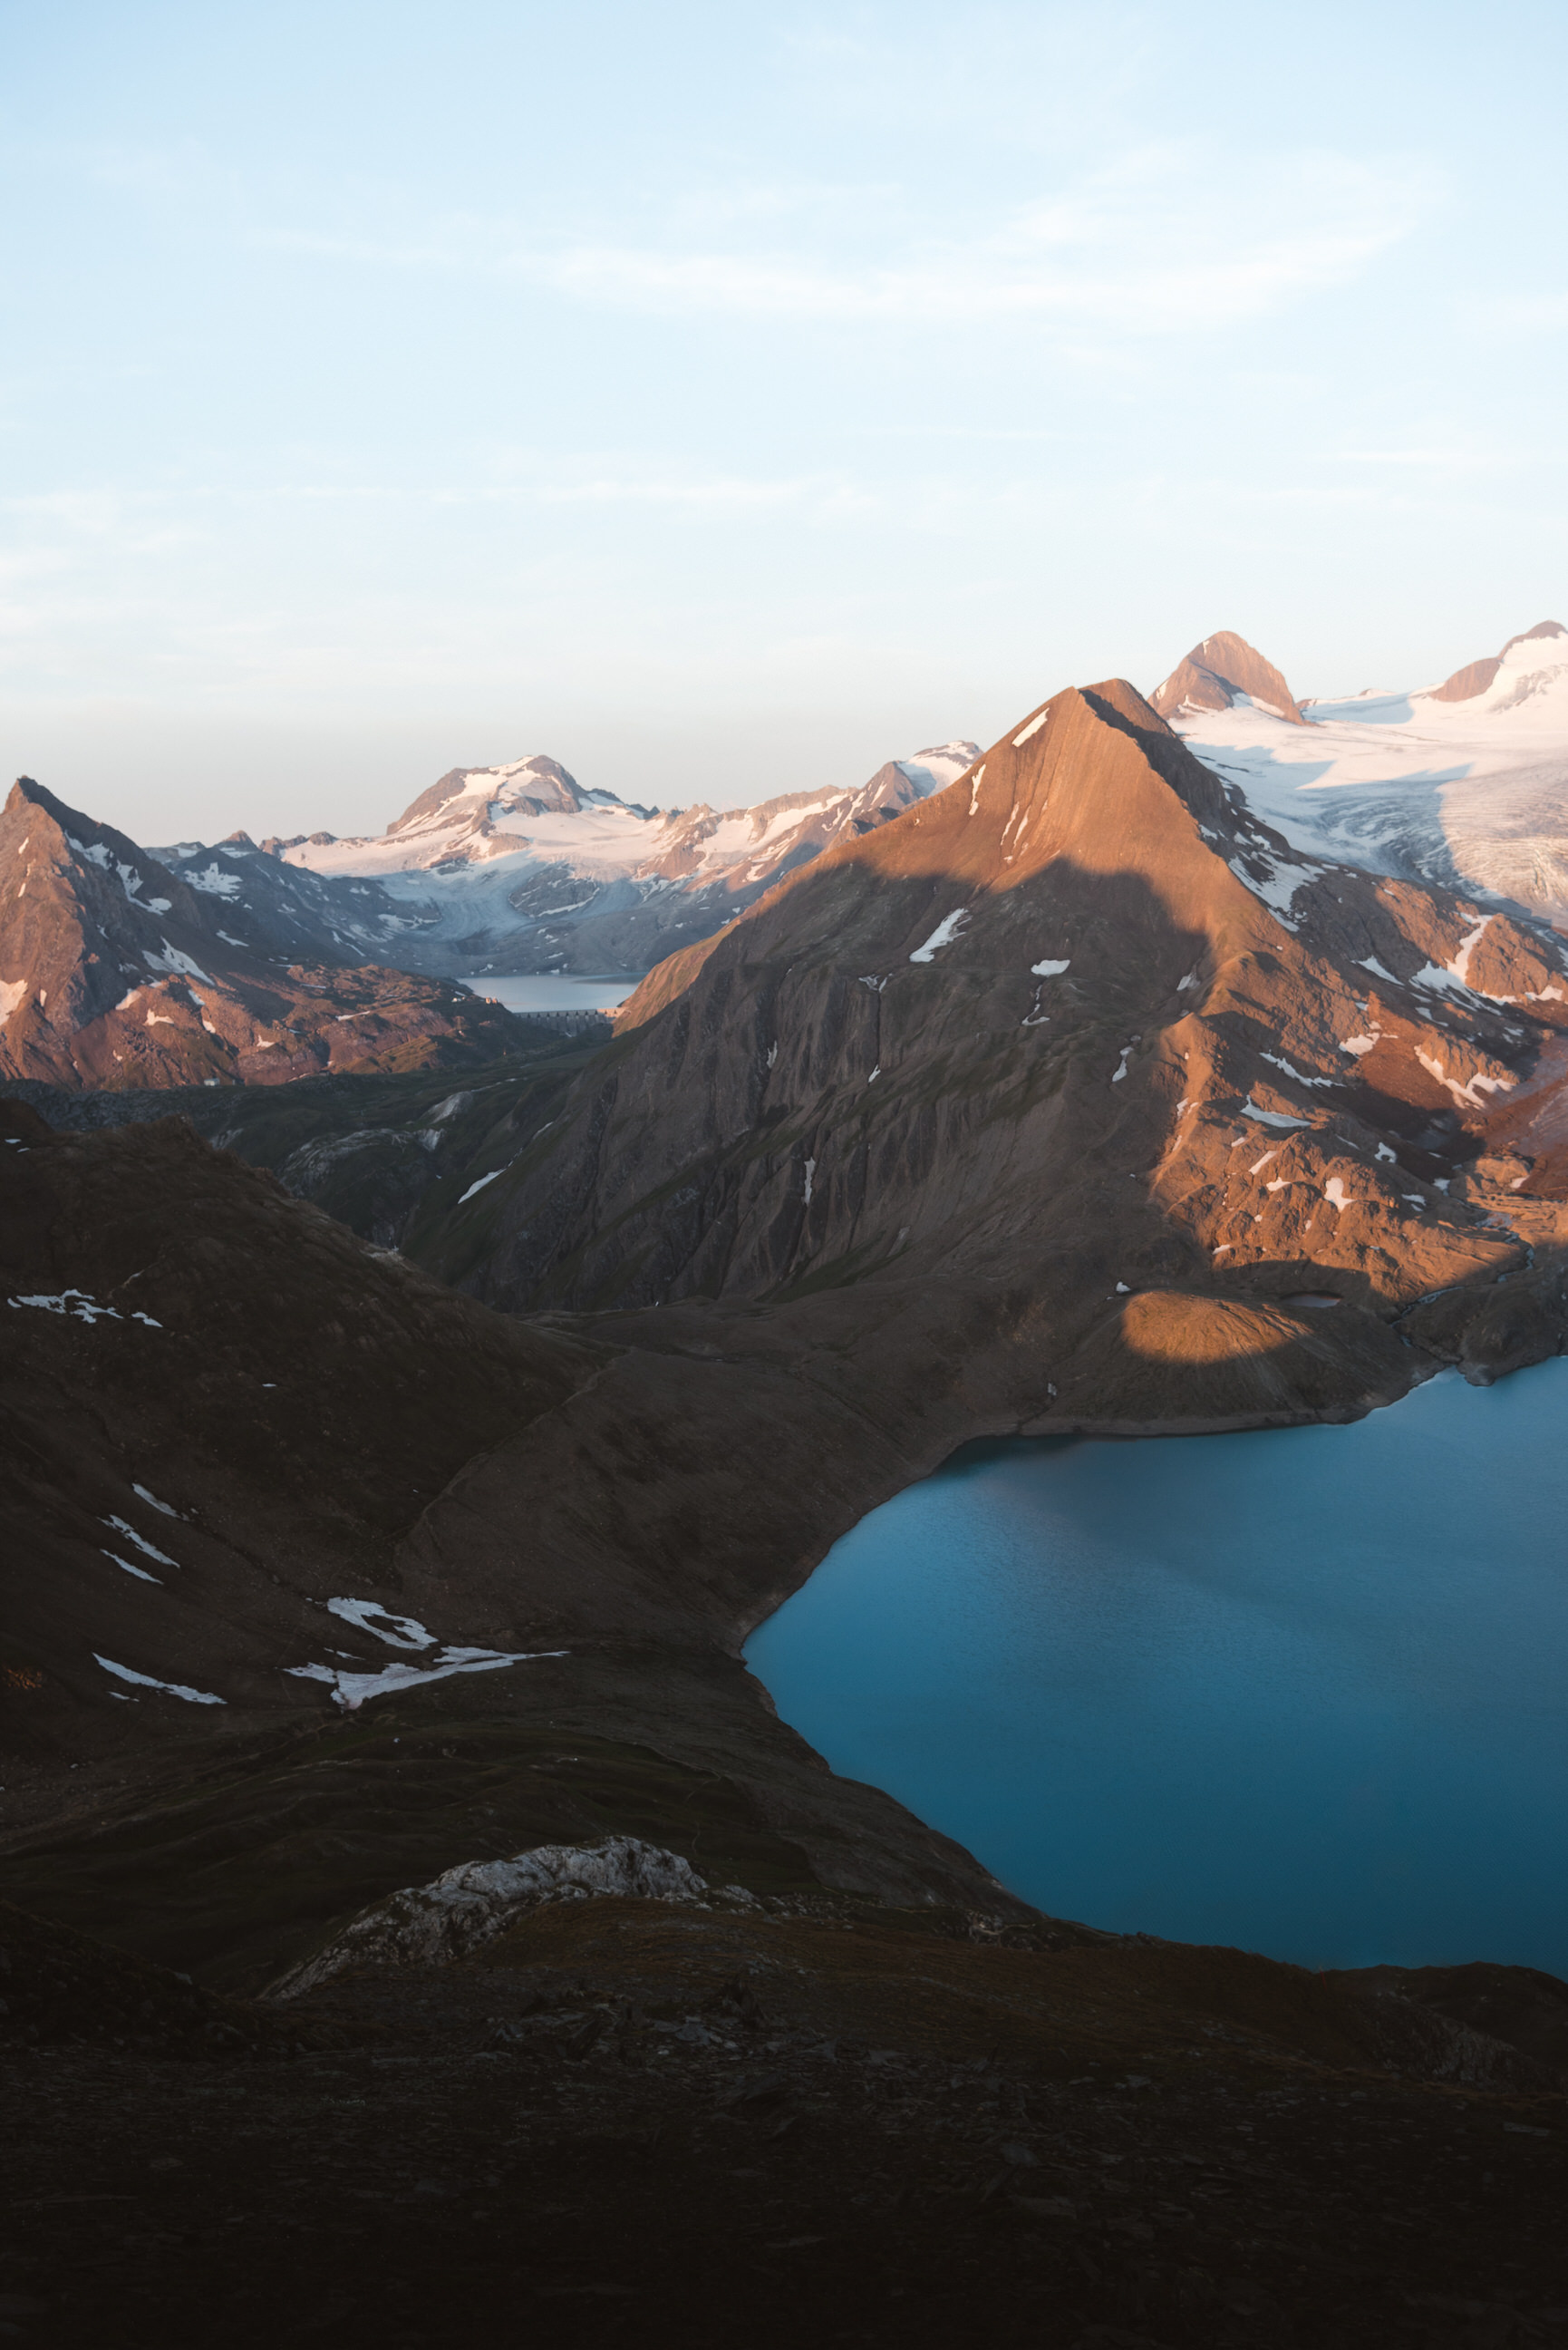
[447,681,1568,1397]
[1149,630,1305,725]
[0,780,520,1088]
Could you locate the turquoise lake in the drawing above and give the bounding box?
[743,1361,1568,1974]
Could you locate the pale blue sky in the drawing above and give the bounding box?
[3,0,1566,840]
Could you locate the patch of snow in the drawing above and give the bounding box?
[183,861,243,898]
[1241,1100,1311,1130]
[1249,1150,1279,1176]
[324,1597,436,1652]
[457,1169,505,1204]
[1176,969,1200,992]
[143,940,212,986]
[1031,958,1070,978]
[1323,1177,1353,1212]
[1375,1142,1397,1164]
[103,1550,160,1584]
[1111,1048,1131,1084]
[95,1655,222,1704]
[103,1515,176,1567]
[1359,956,1399,984]
[1340,1032,1380,1056]
[132,1484,179,1517]
[802,1156,815,1205]
[1012,708,1050,747]
[866,1065,880,1083]
[286,1646,566,1712]
[968,765,985,815]
[1449,916,1492,986]
[0,976,25,1024]
[1415,1048,1516,1111]
[909,908,969,963]
[1232,850,1318,927]
[8,1288,158,1327]
[1261,1051,1335,1088]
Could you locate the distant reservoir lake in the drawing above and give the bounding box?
[744,1363,1568,1975]
[460,974,638,1014]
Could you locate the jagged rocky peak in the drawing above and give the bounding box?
[1426,619,1568,704]
[1149,630,1306,727]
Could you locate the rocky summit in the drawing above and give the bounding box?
[4,665,1567,2347]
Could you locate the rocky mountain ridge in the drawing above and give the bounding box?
[440,679,1568,1419]
[0,778,521,1089]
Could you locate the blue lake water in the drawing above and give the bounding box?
[460,975,638,1013]
[744,1363,1568,1974]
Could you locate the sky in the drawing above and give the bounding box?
[3,0,1567,843]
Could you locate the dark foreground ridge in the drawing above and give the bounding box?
[3,1882,1566,2348]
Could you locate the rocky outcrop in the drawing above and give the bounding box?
[0,779,520,1089]
[267,1838,715,1996]
[1149,629,1306,724]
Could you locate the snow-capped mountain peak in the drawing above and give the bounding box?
[263,740,982,976]
[1423,619,1568,714]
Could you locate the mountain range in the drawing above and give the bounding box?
[159,742,981,981]
[6,645,1568,2339]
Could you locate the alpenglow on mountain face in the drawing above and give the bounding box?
[1152,620,1568,925]
[256,744,982,979]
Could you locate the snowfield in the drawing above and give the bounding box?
[1169,624,1568,922]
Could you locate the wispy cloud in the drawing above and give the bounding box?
[263,143,1434,335]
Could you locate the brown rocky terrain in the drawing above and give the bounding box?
[1149,632,1306,725]
[0,778,521,1088]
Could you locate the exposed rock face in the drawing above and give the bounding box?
[1428,618,1568,703]
[1149,630,1306,725]
[267,1837,713,1996]
[455,681,1568,1422]
[0,779,521,1089]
